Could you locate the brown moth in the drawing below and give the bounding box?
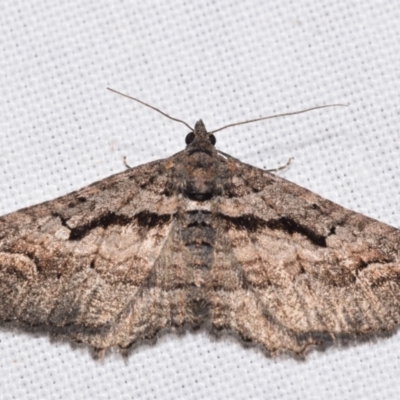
[0,91,399,358]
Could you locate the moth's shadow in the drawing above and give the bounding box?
[0,321,397,362]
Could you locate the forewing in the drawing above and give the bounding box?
[0,159,179,349]
[215,160,400,355]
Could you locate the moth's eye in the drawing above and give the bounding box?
[185,132,195,145]
[209,135,216,146]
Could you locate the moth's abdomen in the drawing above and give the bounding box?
[181,210,215,270]
[179,210,215,329]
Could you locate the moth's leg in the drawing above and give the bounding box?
[216,150,242,162]
[266,157,293,173]
[123,156,131,169]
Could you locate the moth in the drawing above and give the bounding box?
[0,89,399,358]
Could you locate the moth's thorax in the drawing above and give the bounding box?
[170,138,230,201]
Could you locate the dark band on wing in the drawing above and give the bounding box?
[54,211,172,241]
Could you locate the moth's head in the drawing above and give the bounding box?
[185,120,216,147]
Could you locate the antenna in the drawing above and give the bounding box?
[107,88,194,131]
[108,88,347,135]
[210,104,348,134]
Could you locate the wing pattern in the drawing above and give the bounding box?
[1,119,400,356]
[212,161,400,354]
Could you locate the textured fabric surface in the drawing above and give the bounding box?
[1,1,400,399]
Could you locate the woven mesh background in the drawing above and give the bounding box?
[1,1,400,399]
